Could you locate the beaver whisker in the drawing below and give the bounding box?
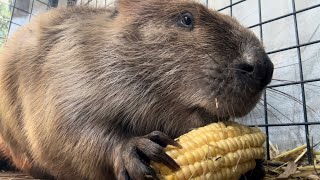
[267,88,320,119]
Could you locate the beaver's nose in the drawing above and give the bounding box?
[259,55,274,86]
[235,54,274,89]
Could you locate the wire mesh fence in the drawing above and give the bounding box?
[0,0,319,164]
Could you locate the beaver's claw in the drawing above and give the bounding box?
[115,131,180,180]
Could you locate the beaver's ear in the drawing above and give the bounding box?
[116,0,145,14]
[116,0,174,14]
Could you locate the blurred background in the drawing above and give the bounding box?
[0,0,319,161]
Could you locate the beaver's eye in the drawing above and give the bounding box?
[178,12,194,30]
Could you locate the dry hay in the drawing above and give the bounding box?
[264,143,320,180]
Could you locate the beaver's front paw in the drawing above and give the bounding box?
[114,131,181,180]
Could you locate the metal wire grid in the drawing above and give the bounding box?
[0,0,83,42]
[0,0,51,43]
[0,0,319,164]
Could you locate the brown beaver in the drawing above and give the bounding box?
[0,0,273,179]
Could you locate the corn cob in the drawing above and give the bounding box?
[152,121,266,180]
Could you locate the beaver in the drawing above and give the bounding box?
[0,0,273,179]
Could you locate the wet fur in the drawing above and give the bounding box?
[0,0,272,179]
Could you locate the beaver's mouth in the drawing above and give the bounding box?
[191,90,263,123]
[191,106,230,124]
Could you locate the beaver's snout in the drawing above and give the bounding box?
[234,53,274,91]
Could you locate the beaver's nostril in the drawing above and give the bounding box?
[236,63,254,74]
[234,57,273,89]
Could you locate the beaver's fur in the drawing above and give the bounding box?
[0,0,273,179]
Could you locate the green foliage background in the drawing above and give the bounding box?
[0,0,12,47]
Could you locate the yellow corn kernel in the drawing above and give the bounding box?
[152,121,266,180]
